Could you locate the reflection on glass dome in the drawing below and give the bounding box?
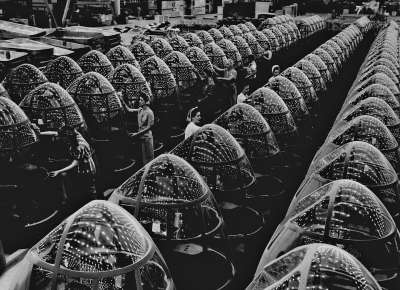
[150,38,174,59]
[274,180,400,286]
[28,200,175,290]
[77,50,114,78]
[171,124,255,193]
[110,154,223,241]
[214,103,280,160]
[261,29,279,53]
[183,33,204,49]
[323,115,400,171]
[294,59,326,93]
[208,28,224,42]
[129,41,156,64]
[243,33,265,59]
[168,35,189,53]
[313,48,338,76]
[20,82,85,132]
[303,53,332,84]
[299,141,400,216]
[245,87,297,140]
[0,97,38,152]
[217,38,243,68]
[67,72,123,135]
[348,83,400,116]
[359,65,399,86]
[366,52,400,72]
[185,47,214,77]
[219,26,234,40]
[140,56,177,106]
[44,56,83,89]
[196,30,214,45]
[249,244,381,290]
[164,51,197,91]
[106,45,140,69]
[3,63,48,104]
[204,42,230,69]
[109,64,152,109]
[281,67,317,110]
[364,58,400,79]
[342,97,400,143]
[267,76,309,121]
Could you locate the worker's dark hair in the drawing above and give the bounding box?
[186,107,200,122]
[138,91,150,105]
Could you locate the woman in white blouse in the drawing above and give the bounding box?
[185,107,202,139]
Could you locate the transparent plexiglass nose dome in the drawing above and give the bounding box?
[297,141,400,216]
[359,65,399,86]
[204,42,230,69]
[323,115,400,171]
[303,53,333,85]
[27,200,175,290]
[214,103,280,160]
[261,29,279,53]
[219,26,234,40]
[20,82,85,132]
[281,66,318,109]
[245,87,297,146]
[150,38,174,60]
[294,59,326,93]
[77,50,114,78]
[106,45,140,69]
[185,47,214,77]
[341,97,400,142]
[348,84,400,116]
[140,56,178,107]
[237,23,250,34]
[231,36,253,66]
[248,244,381,290]
[196,30,214,45]
[229,25,243,37]
[264,180,400,287]
[267,76,309,122]
[251,30,271,52]
[163,51,197,91]
[171,124,255,194]
[0,96,38,152]
[183,33,204,49]
[208,28,224,42]
[243,33,265,59]
[313,47,339,76]
[67,72,123,135]
[129,41,156,64]
[3,63,48,104]
[217,38,243,68]
[110,154,223,241]
[350,73,400,100]
[109,64,152,109]
[44,56,84,89]
[168,35,189,53]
